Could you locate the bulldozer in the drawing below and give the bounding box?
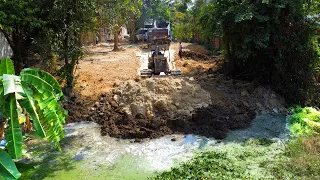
[140,29,181,77]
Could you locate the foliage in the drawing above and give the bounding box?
[198,2,222,41]
[153,139,287,179]
[47,0,96,89]
[288,106,320,135]
[0,0,96,90]
[169,1,193,42]
[153,151,248,180]
[197,0,320,105]
[0,0,49,65]
[98,0,142,50]
[0,149,21,180]
[0,58,67,179]
[272,135,320,179]
[172,22,192,42]
[148,0,172,22]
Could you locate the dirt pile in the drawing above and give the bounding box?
[112,77,212,121]
[182,50,211,60]
[65,43,287,140]
[88,94,173,139]
[65,73,286,140]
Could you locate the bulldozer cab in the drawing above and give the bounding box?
[140,38,181,77]
[148,38,171,75]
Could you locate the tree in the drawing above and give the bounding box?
[170,0,193,41]
[0,0,96,91]
[0,0,50,68]
[199,0,319,104]
[0,58,67,179]
[100,0,142,50]
[47,0,96,90]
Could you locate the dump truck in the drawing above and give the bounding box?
[147,28,170,42]
[140,29,181,77]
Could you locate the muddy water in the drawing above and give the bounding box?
[21,114,288,180]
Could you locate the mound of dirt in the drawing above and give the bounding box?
[89,94,173,139]
[65,43,287,140]
[185,44,209,55]
[112,77,212,121]
[182,50,211,60]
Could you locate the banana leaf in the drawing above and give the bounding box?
[34,91,66,148]
[0,58,15,76]
[20,69,63,100]
[20,85,46,138]
[5,95,23,159]
[0,149,21,180]
[20,73,53,95]
[2,74,24,100]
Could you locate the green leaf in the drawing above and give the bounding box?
[0,58,15,76]
[20,73,53,97]
[20,68,66,148]
[5,94,23,159]
[20,69,63,100]
[0,149,21,180]
[34,91,66,148]
[20,85,46,138]
[2,74,24,100]
[0,82,8,118]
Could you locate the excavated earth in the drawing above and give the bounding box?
[65,74,286,140]
[64,43,287,140]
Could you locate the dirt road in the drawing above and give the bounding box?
[74,44,141,100]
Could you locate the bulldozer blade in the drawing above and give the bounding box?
[140,69,152,77]
[171,69,181,76]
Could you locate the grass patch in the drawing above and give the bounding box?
[272,135,320,179]
[152,138,286,179]
[153,151,248,180]
[152,136,320,180]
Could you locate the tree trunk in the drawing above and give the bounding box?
[12,30,24,73]
[99,28,103,44]
[98,8,103,44]
[130,19,135,43]
[113,30,119,51]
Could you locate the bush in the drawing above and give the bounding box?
[203,0,320,105]
[289,106,320,135]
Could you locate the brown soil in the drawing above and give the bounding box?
[173,43,225,76]
[74,44,141,101]
[65,43,286,140]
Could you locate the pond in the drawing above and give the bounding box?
[19,114,289,180]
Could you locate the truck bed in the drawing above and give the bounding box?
[151,29,169,39]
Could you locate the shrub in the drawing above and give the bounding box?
[289,106,320,135]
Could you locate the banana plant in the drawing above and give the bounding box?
[0,58,67,179]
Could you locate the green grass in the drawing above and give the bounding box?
[274,136,320,179]
[151,135,320,180]
[152,138,287,180]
